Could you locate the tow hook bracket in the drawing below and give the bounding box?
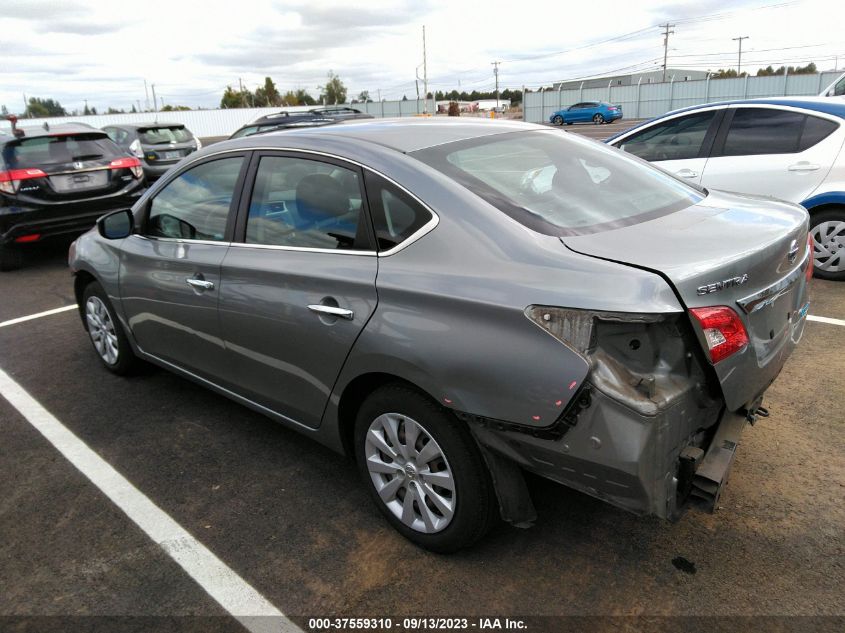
[690,411,747,512]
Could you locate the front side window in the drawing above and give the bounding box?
[364,172,432,250]
[721,108,805,156]
[245,156,369,250]
[413,130,703,236]
[146,157,244,241]
[619,110,717,161]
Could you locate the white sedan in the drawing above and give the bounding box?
[606,97,845,280]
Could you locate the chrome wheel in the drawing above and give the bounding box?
[364,412,456,534]
[811,220,845,273]
[86,296,119,365]
[593,114,604,124]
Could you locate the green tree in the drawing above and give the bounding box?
[106,107,125,114]
[254,77,282,107]
[1,105,8,117]
[357,90,371,103]
[221,85,253,108]
[26,97,66,117]
[130,103,138,113]
[320,71,347,105]
[161,104,191,111]
[710,69,748,79]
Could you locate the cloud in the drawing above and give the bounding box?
[34,18,127,35]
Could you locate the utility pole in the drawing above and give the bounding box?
[143,79,150,111]
[151,84,158,112]
[492,61,500,111]
[733,36,750,75]
[84,98,89,114]
[422,25,428,114]
[659,23,675,82]
[22,93,28,117]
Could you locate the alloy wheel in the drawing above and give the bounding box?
[811,220,845,272]
[364,412,456,533]
[86,296,119,365]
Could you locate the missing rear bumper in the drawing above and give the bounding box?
[687,410,747,512]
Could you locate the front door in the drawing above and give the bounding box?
[120,154,248,382]
[219,153,379,428]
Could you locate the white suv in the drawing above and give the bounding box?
[606,98,845,280]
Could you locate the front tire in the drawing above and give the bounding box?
[354,384,496,553]
[82,281,138,374]
[593,113,605,124]
[810,208,845,280]
[552,115,563,126]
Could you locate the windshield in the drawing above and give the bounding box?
[139,126,193,144]
[2,133,121,169]
[412,130,704,236]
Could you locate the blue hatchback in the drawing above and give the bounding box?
[550,101,623,125]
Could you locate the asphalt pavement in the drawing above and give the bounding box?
[1,142,843,633]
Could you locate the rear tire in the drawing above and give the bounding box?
[354,384,497,553]
[82,281,138,374]
[809,208,845,281]
[0,245,23,271]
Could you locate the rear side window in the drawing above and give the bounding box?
[800,116,838,150]
[139,126,193,144]
[413,130,703,236]
[619,110,717,161]
[364,172,433,250]
[721,109,805,156]
[146,157,244,241]
[1,134,121,169]
[245,155,370,250]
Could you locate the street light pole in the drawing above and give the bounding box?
[422,25,428,114]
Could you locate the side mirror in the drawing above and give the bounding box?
[97,209,134,240]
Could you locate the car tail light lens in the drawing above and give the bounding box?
[15,233,41,243]
[0,168,47,194]
[806,234,814,281]
[109,156,143,179]
[689,306,749,364]
[128,138,144,158]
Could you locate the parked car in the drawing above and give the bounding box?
[606,97,845,280]
[550,101,623,125]
[103,123,201,181]
[309,106,374,121]
[229,112,338,139]
[1,121,145,270]
[70,119,810,552]
[820,71,845,97]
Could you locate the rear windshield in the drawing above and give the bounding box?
[139,126,193,144]
[2,133,121,169]
[412,130,704,236]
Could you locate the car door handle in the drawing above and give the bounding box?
[788,162,820,172]
[676,169,699,178]
[186,277,214,291]
[307,304,354,320]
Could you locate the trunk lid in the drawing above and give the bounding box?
[562,189,811,411]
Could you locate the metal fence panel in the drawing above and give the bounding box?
[523,71,843,124]
[0,98,437,137]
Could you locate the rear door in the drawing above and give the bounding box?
[700,106,844,202]
[218,151,379,428]
[119,154,249,382]
[610,108,723,184]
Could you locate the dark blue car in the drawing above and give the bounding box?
[550,101,623,125]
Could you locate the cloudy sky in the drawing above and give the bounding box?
[1,0,842,113]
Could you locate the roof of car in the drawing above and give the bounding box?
[3,122,103,140]
[606,96,845,142]
[245,117,542,153]
[106,122,186,130]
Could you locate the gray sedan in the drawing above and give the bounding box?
[69,118,811,552]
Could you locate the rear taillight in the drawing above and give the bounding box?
[689,306,749,364]
[15,233,41,243]
[109,156,143,179]
[0,168,47,194]
[806,234,814,282]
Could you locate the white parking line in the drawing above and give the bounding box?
[807,314,845,327]
[0,304,77,328]
[0,366,302,633]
